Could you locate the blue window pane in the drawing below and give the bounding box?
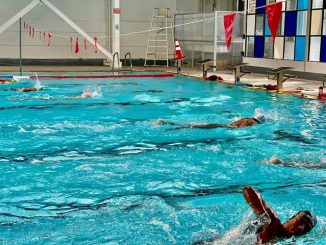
[285,11,297,36]
[254,36,264,57]
[265,15,271,36]
[321,36,326,62]
[295,37,306,61]
[298,0,308,10]
[256,0,266,14]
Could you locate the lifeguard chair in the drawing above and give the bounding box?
[144,8,174,67]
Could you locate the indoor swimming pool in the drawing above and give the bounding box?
[0,74,325,244]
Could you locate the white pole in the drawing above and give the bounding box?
[41,0,113,61]
[0,0,40,34]
[213,11,217,72]
[112,0,121,68]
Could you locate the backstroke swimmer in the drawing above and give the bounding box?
[242,186,316,244]
[151,114,265,129]
[194,186,317,245]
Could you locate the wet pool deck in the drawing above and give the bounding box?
[1,65,324,100]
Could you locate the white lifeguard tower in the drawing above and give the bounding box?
[144,8,174,67]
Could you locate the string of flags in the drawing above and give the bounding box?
[23,21,99,54]
[224,2,282,50]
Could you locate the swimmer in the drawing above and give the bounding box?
[263,156,326,170]
[70,91,93,99]
[0,79,11,84]
[243,186,316,244]
[19,87,43,92]
[151,115,265,129]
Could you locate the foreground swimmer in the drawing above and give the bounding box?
[243,186,316,244]
[19,87,43,92]
[152,115,265,129]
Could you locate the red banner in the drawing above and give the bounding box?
[223,13,236,50]
[266,2,282,42]
[75,37,79,54]
[48,33,52,46]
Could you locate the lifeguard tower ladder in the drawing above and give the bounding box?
[144,8,173,67]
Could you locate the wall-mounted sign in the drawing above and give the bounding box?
[113,8,121,14]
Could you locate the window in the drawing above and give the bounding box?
[247,37,255,57]
[311,10,323,35]
[284,37,295,59]
[296,11,307,35]
[286,0,297,10]
[255,15,264,35]
[274,37,284,59]
[264,37,273,58]
[309,37,321,61]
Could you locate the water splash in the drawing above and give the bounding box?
[34,73,42,89]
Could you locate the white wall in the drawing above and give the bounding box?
[0,0,178,61]
[0,0,110,59]
[120,0,176,59]
[176,0,200,13]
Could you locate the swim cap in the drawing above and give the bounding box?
[82,91,92,98]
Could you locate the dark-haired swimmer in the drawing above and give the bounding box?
[19,87,43,92]
[243,186,316,244]
[151,115,265,129]
[0,79,11,84]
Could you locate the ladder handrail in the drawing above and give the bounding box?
[124,52,133,68]
[112,52,120,71]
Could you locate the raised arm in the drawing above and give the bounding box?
[243,186,283,243]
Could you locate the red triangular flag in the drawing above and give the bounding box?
[84,38,87,51]
[29,26,32,36]
[32,27,35,38]
[43,32,46,42]
[94,37,98,53]
[26,23,29,32]
[48,33,52,46]
[75,37,79,54]
[224,13,236,50]
[266,2,282,42]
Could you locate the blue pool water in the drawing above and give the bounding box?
[0,75,325,244]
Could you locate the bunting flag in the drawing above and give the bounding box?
[43,31,46,42]
[84,38,87,51]
[29,25,32,36]
[26,23,29,32]
[70,37,73,52]
[223,13,236,50]
[32,27,35,38]
[94,37,98,53]
[39,31,42,40]
[75,37,79,54]
[266,2,282,42]
[48,33,52,46]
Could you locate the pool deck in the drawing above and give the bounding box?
[1,65,324,100]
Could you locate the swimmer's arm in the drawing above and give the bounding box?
[190,123,227,129]
[242,186,280,223]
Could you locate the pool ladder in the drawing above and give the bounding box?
[112,52,133,71]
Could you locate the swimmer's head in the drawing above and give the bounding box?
[284,210,317,236]
[82,91,92,98]
[268,157,283,164]
[254,114,265,123]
